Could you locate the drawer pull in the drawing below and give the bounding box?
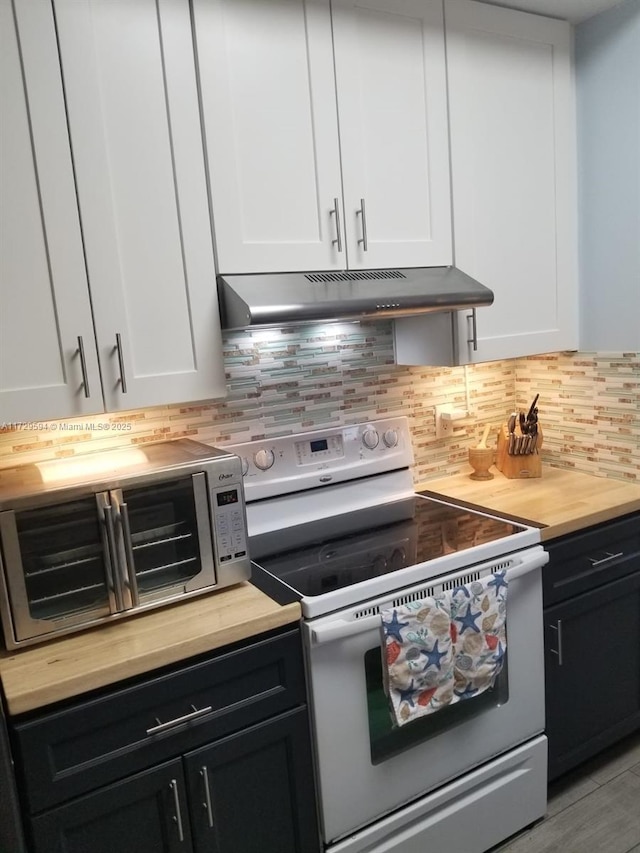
[146,704,213,736]
[169,779,185,842]
[549,620,563,666]
[201,766,214,828]
[588,551,623,567]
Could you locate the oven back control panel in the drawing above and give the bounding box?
[225,417,413,502]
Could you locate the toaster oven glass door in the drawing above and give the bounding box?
[0,498,117,644]
[110,473,216,608]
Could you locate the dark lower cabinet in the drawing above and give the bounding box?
[11,628,321,853]
[30,760,191,853]
[543,513,640,781]
[186,708,319,853]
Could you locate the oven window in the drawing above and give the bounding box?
[16,499,111,621]
[364,646,510,764]
[122,478,202,594]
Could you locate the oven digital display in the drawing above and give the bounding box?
[216,489,238,507]
[310,439,329,453]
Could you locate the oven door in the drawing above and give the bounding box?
[0,496,119,646]
[303,545,548,845]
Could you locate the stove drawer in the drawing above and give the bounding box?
[329,736,547,853]
[12,628,305,814]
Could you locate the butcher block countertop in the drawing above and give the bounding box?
[0,583,300,716]
[418,466,640,541]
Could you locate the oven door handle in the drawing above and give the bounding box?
[310,549,548,646]
[310,615,382,645]
[505,548,549,582]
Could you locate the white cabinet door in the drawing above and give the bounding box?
[332,0,452,270]
[194,0,345,274]
[54,0,226,411]
[446,0,578,363]
[0,0,103,424]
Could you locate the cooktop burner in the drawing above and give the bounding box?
[250,494,528,601]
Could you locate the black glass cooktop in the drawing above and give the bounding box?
[250,494,527,600]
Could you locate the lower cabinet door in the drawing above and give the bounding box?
[185,707,321,853]
[544,570,640,780]
[29,759,192,853]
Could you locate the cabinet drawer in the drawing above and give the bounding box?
[543,513,640,606]
[12,628,304,814]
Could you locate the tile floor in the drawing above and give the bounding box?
[491,731,640,852]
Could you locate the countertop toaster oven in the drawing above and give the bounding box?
[0,439,250,649]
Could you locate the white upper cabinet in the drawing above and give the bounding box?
[193,0,344,274]
[0,0,102,423]
[54,0,226,410]
[194,0,452,274]
[577,2,640,352]
[332,0,452,269]
[445,0,578,363]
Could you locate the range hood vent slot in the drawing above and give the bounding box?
[305,270,407,284]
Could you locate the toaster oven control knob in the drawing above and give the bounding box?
[383,429,399,448]
[362,428,380,450]
[253,448,275,471]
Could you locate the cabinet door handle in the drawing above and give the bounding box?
[200,766,214,828]
[467,308,478,352]
[76,335,91,398]
[357,198,368,252]
[549,619,563,666]
[146,704,213,736]
[588,551,623,567]
[169,779,185,843]
[114,332,128,393]
[331,198,343,253]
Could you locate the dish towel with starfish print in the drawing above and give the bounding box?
[380,570,508,727]
[449,571,508,704]
[380,592,456,726]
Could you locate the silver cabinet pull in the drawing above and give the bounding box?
[588,551,623,567]
[103,503,124,612]
[146,704,213,736]
[114,333,128,393]
[357,198,368,252]
[200,766,214,828]
[331,198,343,253]
[169,779,185,843]
[76,335,91,398]
[467,308,478,352]
[119,502,140,608]
[549,620,563,666]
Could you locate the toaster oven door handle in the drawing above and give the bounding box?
[119,502,140,608]
[101,502,124,613]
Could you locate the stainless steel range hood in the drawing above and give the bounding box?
[217,267,494,330]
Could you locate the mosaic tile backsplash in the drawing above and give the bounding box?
[1,321,638,484]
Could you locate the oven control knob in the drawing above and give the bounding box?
[239,456,249,477]
[253,449,275,471]
[383,429,399,448]
[362,428,380,450]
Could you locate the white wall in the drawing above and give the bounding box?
[576,0,640,351]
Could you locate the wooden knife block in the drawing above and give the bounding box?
[496,423,543,479]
